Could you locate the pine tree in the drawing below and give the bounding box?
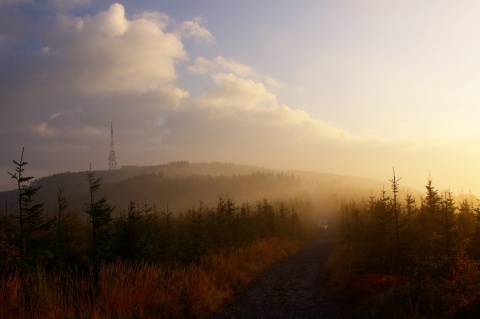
[369,188,395,273]
[419,178,441,254]
[51,186,83,269]
[437,191,458,275]
[85,165,113,284]
[389,168,402,253]
[8,148,49,264]
[458,200,475,235]
[111,201,144,261]
[8,147,34,255]
[404,193,417,218]
[275,202,289,238]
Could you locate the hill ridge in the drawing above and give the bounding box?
[1,161,401,221]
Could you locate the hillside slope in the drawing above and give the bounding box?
[1,161,394,220]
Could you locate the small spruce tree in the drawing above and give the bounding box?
[8,147,48,265]
[85,165,113,285]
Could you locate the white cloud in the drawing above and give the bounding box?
[179,16,214,43]
[133,11,171,30]
[188,56,217,74]
[194,71,350,142]
[189,56,285,91]
[197,73,276,109]
[189,56,252,76]
[93,2,129,36]
[188,55,348,140]
[49,3,187,93]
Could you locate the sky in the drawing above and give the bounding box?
[1,0,480,194]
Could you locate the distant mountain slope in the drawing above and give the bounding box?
[0,161,396,220]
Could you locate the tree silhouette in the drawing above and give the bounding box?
[111,200,144,261]
[7,147,47,263]
[389,167,402,253]
[7,147,33,255]
[50,186,83,269]
[85,165,113,285]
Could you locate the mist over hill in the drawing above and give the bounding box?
[1,161,396,221]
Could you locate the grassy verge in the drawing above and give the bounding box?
[1,237,302,319]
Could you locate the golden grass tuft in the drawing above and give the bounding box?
[0,237,302,319]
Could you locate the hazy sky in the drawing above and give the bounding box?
[1,0,480,194]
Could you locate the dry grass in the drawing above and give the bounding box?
[0,237,301,319]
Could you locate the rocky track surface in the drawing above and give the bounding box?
[216,229,346,319]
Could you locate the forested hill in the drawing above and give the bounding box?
[1,161,393,218]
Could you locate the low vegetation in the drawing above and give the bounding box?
[1,238,300,319]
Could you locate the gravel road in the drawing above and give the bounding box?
[216,229,346,319]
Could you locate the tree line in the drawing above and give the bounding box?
[330,168,480,318]
[0,149,304,275]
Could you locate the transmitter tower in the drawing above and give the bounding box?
[108,121,117,170]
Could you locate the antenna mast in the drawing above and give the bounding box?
[108,121,117,170]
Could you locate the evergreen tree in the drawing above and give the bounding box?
[8,148,49,265]
[8,147,34,255]
[111,201,144,261]
[409,179,443,290]
[51,186,83,268]
[85,165,114,284]
[289,207,302,240]
[239,202,253,244]
[256,199,276,238]
[457,199,477,258]
[389,168,402,252]
[369,188,395,272]
[458,199,476,239]
[275,202,289,238]
[339,200,362,243]
[437,191,458,275]
[159,203,175,262]
[418,178,441,255]
[404,193,417,218]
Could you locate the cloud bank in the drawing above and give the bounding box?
[0,2,478,193]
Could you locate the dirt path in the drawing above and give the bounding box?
[216,229,346,319]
